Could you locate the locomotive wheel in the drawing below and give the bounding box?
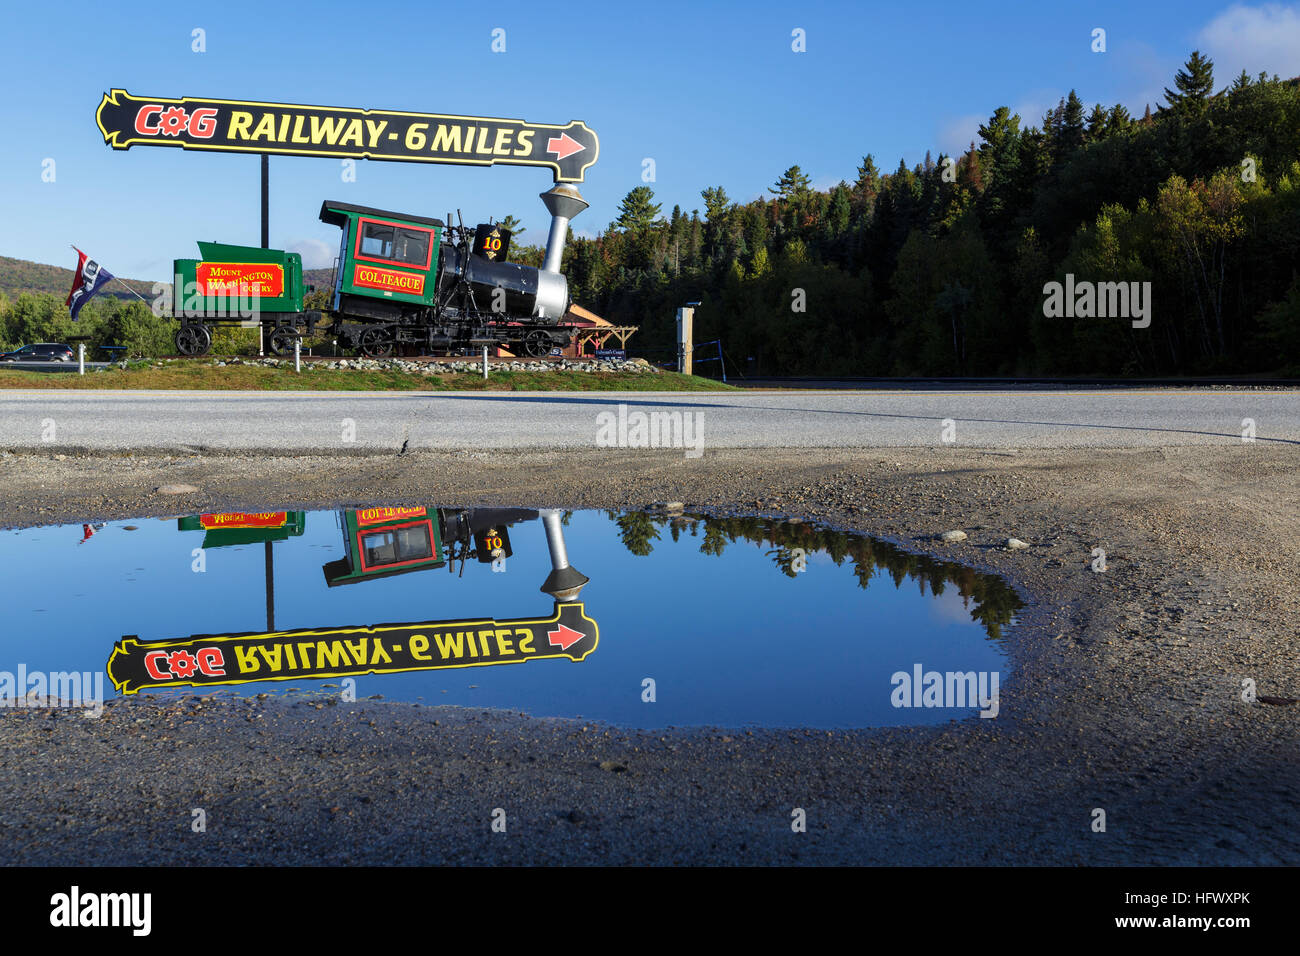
[359,327,394,358]
[523,330,553,358]
[175,325,212,357]
[269,326,300,356]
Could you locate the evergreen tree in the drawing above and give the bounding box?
[701,186,732,222]
[855,154,880,196]
[1105,104,1132,135]
[977,107,1022,170]
[1085,103,1108,141]
[770,165,812,200]
[1163,50,1215,112]
[1058,90,1086,157]
[959,142,984,194]
[614,186,663,231]
[826,183,852,236]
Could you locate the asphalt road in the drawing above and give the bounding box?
[1,389,1297,452]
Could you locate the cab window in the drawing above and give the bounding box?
[360,524,433,568]
[394,229,428,266]
[359,222,395,259]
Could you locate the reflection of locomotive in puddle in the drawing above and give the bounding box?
[323,506,528,585]
[177,506,587,602]
[321,506,587,600]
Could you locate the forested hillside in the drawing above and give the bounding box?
[0,256,159,302]
[545,53,1300,377]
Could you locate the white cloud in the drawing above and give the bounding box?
[938,113,984,155]
[809,174,847,192]
[1198,3,1300,83]
[928,586,975,626]
[285,239,334,270]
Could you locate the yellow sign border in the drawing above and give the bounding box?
[106,602,600,695]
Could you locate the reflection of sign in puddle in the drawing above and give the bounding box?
[116,505,593,694]
[106,601,599,695]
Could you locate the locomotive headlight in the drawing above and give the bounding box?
[533,269,569,320]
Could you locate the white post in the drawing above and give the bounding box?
[676,307,695,375]
[483,345,489,380]
[258,324,264,357]
[78,343,85,375]
[294,338,301,373]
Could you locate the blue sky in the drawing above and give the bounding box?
[2,0,1298,282]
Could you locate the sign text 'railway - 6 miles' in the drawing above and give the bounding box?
[106,602,600,695]
[96,90,599,183]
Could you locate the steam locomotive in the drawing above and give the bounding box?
[171,199,576,358]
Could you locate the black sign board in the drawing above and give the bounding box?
[96,90,600,183]
[473,524,513,563]
[106,602,599,695]
[595,349,626,360]
[472,224,512,262]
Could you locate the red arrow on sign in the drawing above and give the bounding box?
[546,133,585,160]
[547,624,585,650]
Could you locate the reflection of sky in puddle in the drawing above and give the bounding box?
[1,509,1021,728]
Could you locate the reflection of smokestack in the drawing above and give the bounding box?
[539,184,589,275]
[538,509,588,601]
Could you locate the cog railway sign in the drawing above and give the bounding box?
[96,89,600,183]
[106,601,600,695]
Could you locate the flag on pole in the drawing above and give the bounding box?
[66,248,115,321]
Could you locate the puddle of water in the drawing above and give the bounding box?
[0,508,1021,728]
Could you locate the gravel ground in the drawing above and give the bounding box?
[0,445,1296,865]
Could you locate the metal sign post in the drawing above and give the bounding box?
[264,540,275,632]
[260,153,269,248]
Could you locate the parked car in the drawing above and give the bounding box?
[0,343,75,362]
